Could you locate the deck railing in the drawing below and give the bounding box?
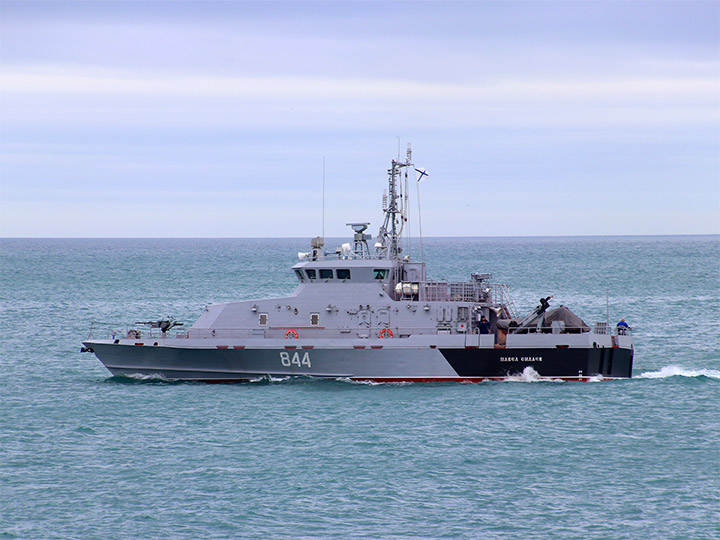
[88,321,630,341]
[424,281,517,318]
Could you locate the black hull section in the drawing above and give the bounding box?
[440,346,633,379]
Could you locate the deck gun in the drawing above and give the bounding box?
[134,318,184,334]
[508,296,553,334]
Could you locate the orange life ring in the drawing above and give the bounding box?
[285,329,299,339]
[379,328,393,339]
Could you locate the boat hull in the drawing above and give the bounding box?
[83,339,633,382]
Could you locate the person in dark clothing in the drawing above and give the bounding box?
[479,315,492,334]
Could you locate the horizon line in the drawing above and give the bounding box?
[2,233,718,240]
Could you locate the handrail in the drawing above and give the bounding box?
[393,279,516,316]
[87,322,630,340]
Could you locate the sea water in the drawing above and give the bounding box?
[1,236,718,540]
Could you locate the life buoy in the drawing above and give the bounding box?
[379,328,393,339]
[285,329,299,339]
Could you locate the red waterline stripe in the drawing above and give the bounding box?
[216,345,229,350]
[189,375,614,384]
[200,379,253,384]
[301,345,314,350]
[233,346,245,350]
[350,376,602,383]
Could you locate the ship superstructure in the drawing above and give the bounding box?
[82,147,633,381]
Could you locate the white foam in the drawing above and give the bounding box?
[501,367,567,383]
[336,377,412,386]
[121,372,168,381]
[335,377,374,385]
[504,366,541,382]
[266,375,291,383]
[638,365,720,379]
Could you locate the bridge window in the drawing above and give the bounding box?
[319,269,333,280]
[337,269,351,280]
[294,270,304,281]
[374,269,389,280]
[305,269,316,280]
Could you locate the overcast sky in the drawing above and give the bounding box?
[1,0,718,238]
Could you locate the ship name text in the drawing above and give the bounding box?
[499,356,543,362]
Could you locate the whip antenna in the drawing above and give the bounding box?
[417,178,424,262]
[414,164,428,263]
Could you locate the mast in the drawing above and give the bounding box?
[375,144,413,259]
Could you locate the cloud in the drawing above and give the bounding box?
[2,67,717,133]
[1,1,718,237]
[3,67,718,101]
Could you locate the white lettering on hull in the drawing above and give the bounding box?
[279,351,311,368]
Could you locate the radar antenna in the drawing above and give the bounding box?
[346,222,372,258]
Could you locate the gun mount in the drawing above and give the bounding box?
[134,318,184,334]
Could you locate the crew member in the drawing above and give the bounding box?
[479,315,492,334]
[617,318,629,335]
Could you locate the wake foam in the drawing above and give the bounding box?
[266,375,291,383]
[337,377,412,386]
[503,366,564,383]
[638,365,720,379]
[118,372,168,381]
[339,377,382,386]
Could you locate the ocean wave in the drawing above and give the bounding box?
[637,365,720,379]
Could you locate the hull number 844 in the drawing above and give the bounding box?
[280,351,312,368]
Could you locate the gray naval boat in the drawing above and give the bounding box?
[82,148,633,382]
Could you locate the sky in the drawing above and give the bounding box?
[1,0,718,238]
